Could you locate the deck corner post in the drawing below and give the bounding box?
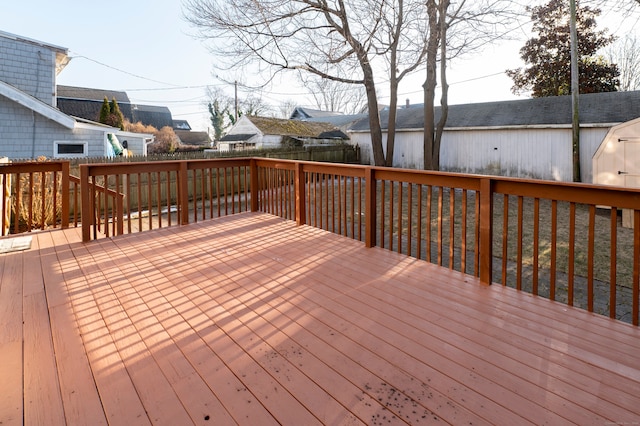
[479,178,494,284]
[179,161,190,225]
[60,161,70,229]
[80,164,91,242]
[295,162,306,226]
[365,167,377,248]
[250,158,259,212]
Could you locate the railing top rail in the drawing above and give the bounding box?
[493,178,640,209]
[80,157,256,177]
[0,161,69,174]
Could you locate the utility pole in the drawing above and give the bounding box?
[570,0,581,182]
[234,80,239,122]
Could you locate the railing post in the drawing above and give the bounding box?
[365,167,377,248]
[60,161,70,229]
[80,165,91,242]
[179,161,189,225]
[479,178,494,284]
[250,158,259,212]
[295,162,306,226]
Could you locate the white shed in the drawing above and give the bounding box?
[349,91,640,182]
[592,117,640,187]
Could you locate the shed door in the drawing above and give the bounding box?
[623,140,640,188]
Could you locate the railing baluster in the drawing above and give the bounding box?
[533,197,540,295]
[634,210,640,326]
[449,187,455,269]
[397,181,402,254]
[501,194,509,285]
[517,196,524,290]
[437,186,443,266]
[426,185,432,263]
[126,173,132,233]
[417,184,423,260]
[588,205,596,312]
[380,180,386,250]
[461,189,467,274]
[407,183,413,257]
[137,172,143,231]
[568,202,576,306]
[389,181,395,251]
[610,207,618,319]
[550,200,558,300]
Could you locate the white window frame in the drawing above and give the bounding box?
[53,141,89,158]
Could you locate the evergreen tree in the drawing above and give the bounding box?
[507,0,620,97]
[99,97,110,124]
[109,98,125,130]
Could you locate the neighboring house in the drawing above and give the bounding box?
[0,31,152,158]
[218,115,349,152]
[173,119,192,131]
[175,130,210,147]
[349,91,640,182]
[290,106,367,134]
[57,85,173,130]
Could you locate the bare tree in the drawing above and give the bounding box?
[184,0,390,165]
[374,0,431,166]
[423,0,524,170]
[606,34,640,91]
[299,75,368,115]
[277,99,299,119]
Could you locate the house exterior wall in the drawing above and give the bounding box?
[261,135,282,149]
[0,98,106,159]
[0,34,59,105]
[350,126,609,182]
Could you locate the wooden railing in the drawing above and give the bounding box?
[2,157,626,325]
[0,161,70,235]
[254,159,640,325]
[79,159,253,241]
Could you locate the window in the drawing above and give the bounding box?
[53,141,88,158]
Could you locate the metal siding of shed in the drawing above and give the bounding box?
[441,129,574,180]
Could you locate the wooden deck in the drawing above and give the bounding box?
[2,212,640,425]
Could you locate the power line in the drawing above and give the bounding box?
[69,51,183,87]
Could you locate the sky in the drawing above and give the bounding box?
[2,1,639,133]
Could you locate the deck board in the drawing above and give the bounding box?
[1,212,640,425]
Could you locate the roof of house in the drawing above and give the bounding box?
[290,107,345,120]
[57,85,130,103]
[219,133,257,142]
[173,119,192,130]
[56,85,174,130]
[290,106,368,129]
[175,130,210,145]
[245,116,349,139]
[349,91,640,131]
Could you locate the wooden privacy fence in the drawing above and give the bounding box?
[9,156,628,325]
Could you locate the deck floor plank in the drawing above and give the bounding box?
[21,234,67,426]
[37,230,108,426]
[3,212,640,425]
[0,245,24,425]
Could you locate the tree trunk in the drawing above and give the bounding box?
[364,73,385,166]
[432,0,450,171]
[423,0,438,170]
[386,73,399,168]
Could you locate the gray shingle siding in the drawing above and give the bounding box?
[0,37,56,105]
[0,97,106,159]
